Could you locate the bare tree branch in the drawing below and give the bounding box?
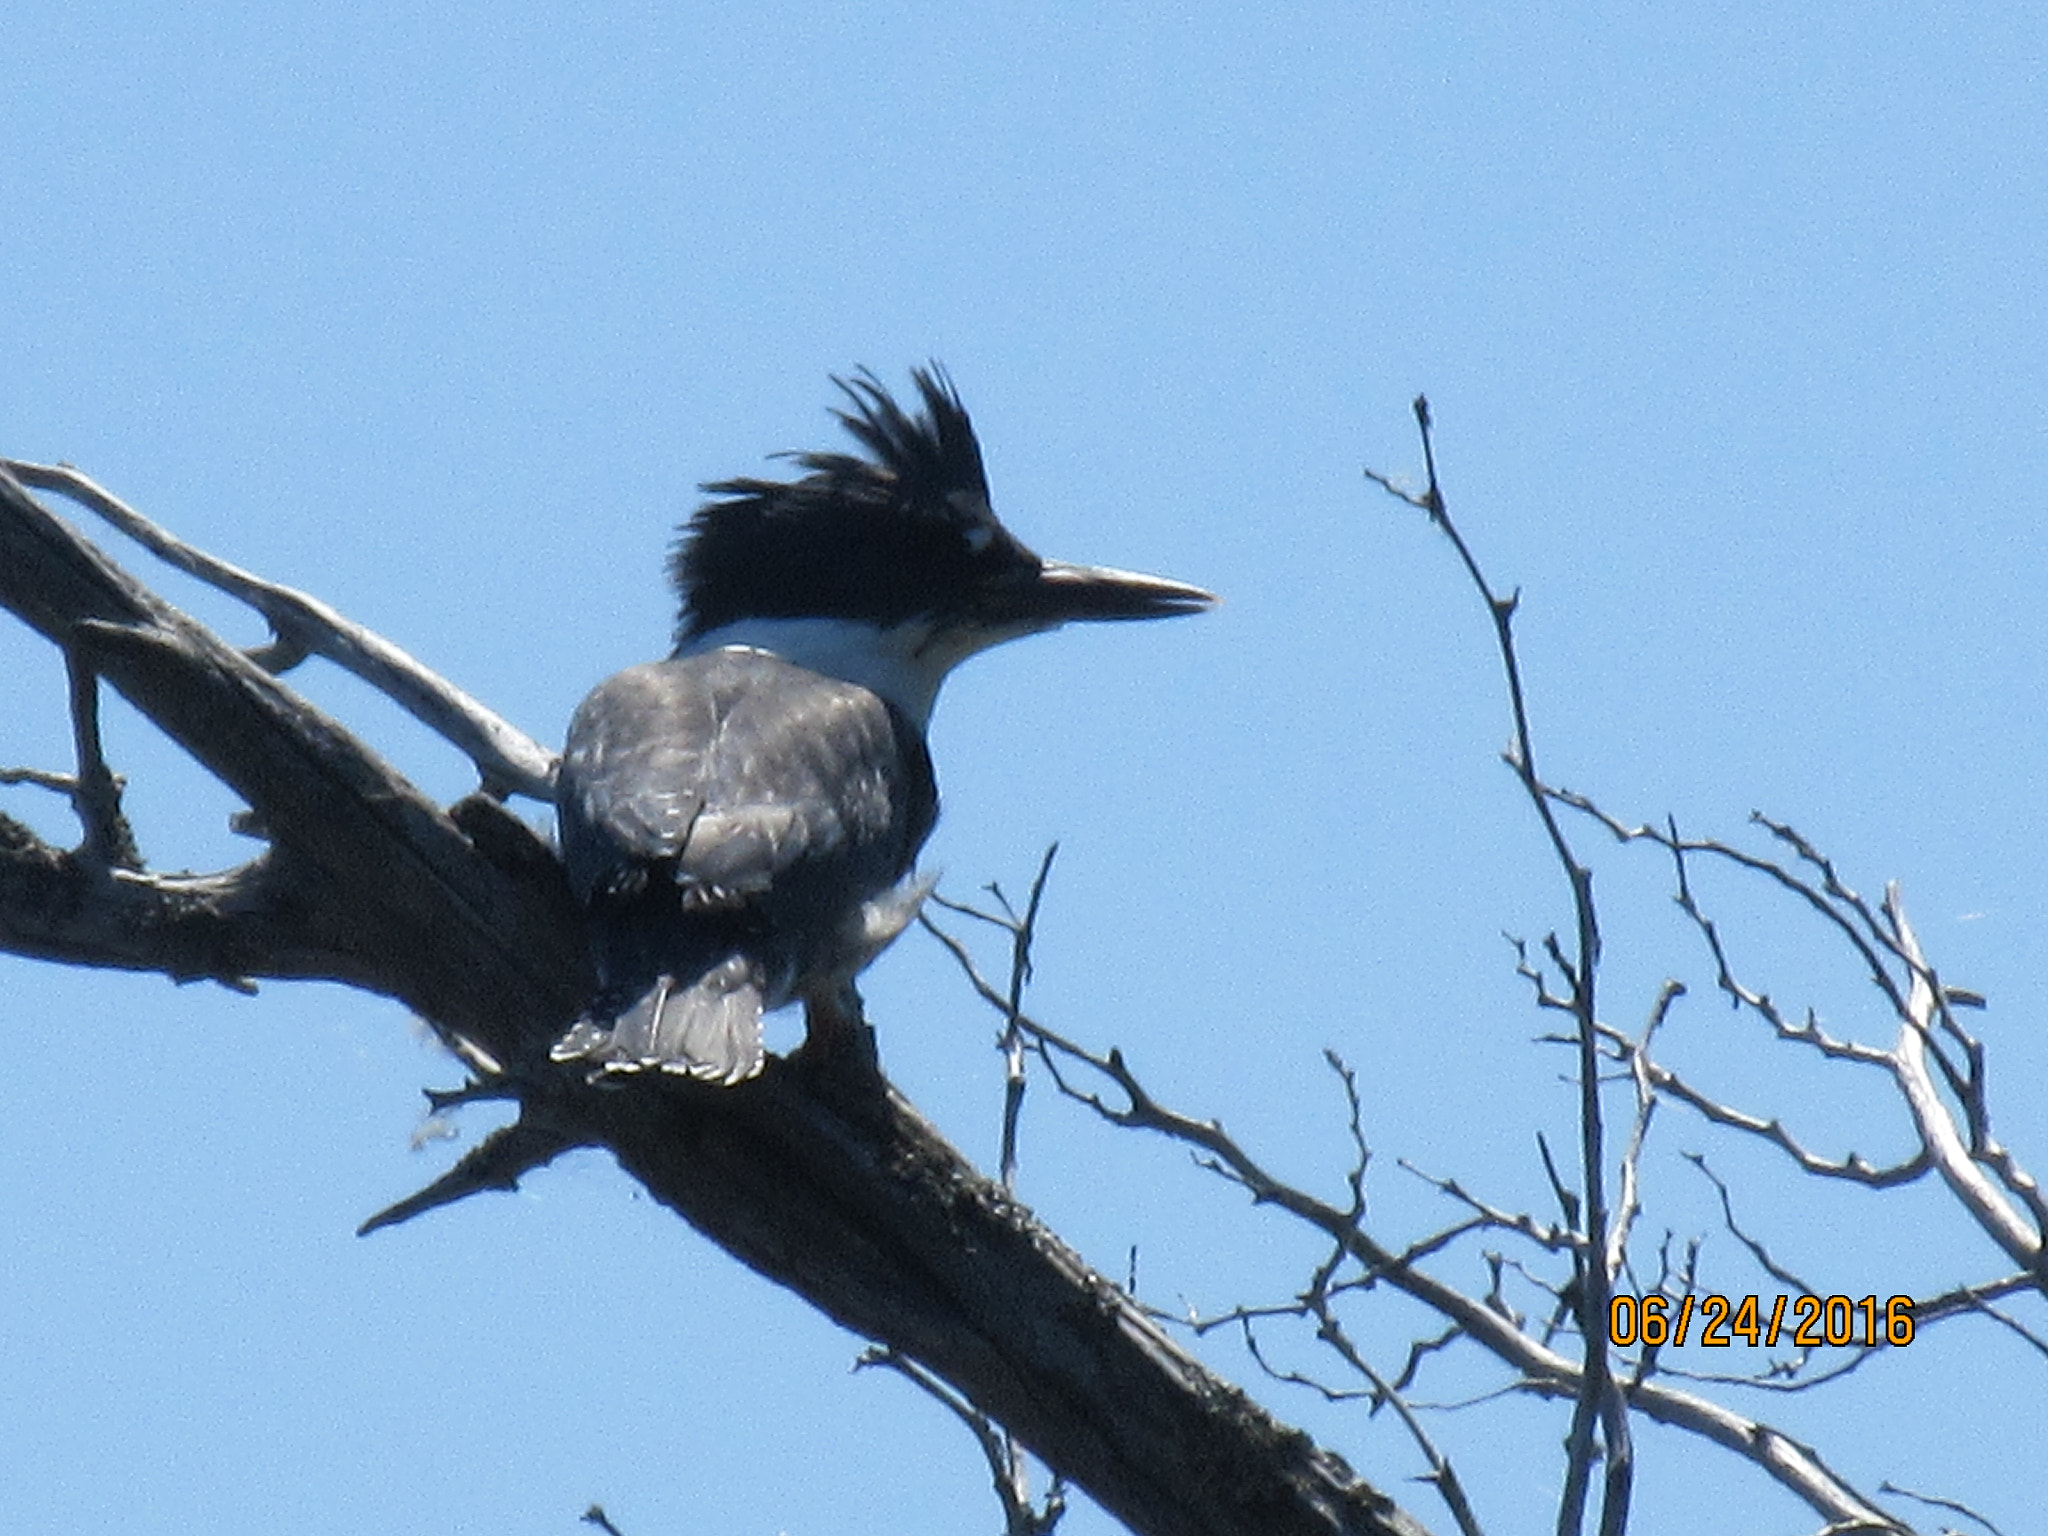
[16,405,2029,1536]
[1598,1023,1927,1186]
[1555,790,2043,1289]
[1,464,1434,1536]
[859,1346,1069,1536]
[922,985,1910,1533]
[1877,1482,2008,1536]
[1886,893,2046,1277]
[1381,399,1630,1536]
[3,459,556,801]
[924,843,1061,1192]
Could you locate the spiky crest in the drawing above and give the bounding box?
[671,366,1035,642]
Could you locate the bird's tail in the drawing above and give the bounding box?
[552,952,768,1085]
[553,871,939,1085]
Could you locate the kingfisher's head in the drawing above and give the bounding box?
[667,367,1213,723]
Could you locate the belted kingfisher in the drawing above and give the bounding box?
[552,367,1213,1084]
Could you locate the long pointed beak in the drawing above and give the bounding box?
[986,559,1218,628]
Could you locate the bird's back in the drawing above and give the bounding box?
[554,649,937,1081]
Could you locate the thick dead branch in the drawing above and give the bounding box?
[0,466,1432,1536]
[0,468,585,1038]
[4,459,555,800]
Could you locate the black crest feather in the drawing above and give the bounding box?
[671,366,1037,641]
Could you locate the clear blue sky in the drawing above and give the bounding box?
[4,5,2043,1533]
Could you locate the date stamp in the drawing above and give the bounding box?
[1608,1294,1915,1349]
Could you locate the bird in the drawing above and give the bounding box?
[551,366,1214,1085]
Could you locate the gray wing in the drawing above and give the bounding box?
[553,650,936,1083]
[556,650,934,915]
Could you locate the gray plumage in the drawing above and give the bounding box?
[553,649,936,1082]
[551,366,1211,1084]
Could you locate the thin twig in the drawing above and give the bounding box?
[1877,1481,2008,1536]
[1609,981,1683,1273]
[1377,399,1630,1536]
[857,1346,1066,1535]
[998,846,1060,1189]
